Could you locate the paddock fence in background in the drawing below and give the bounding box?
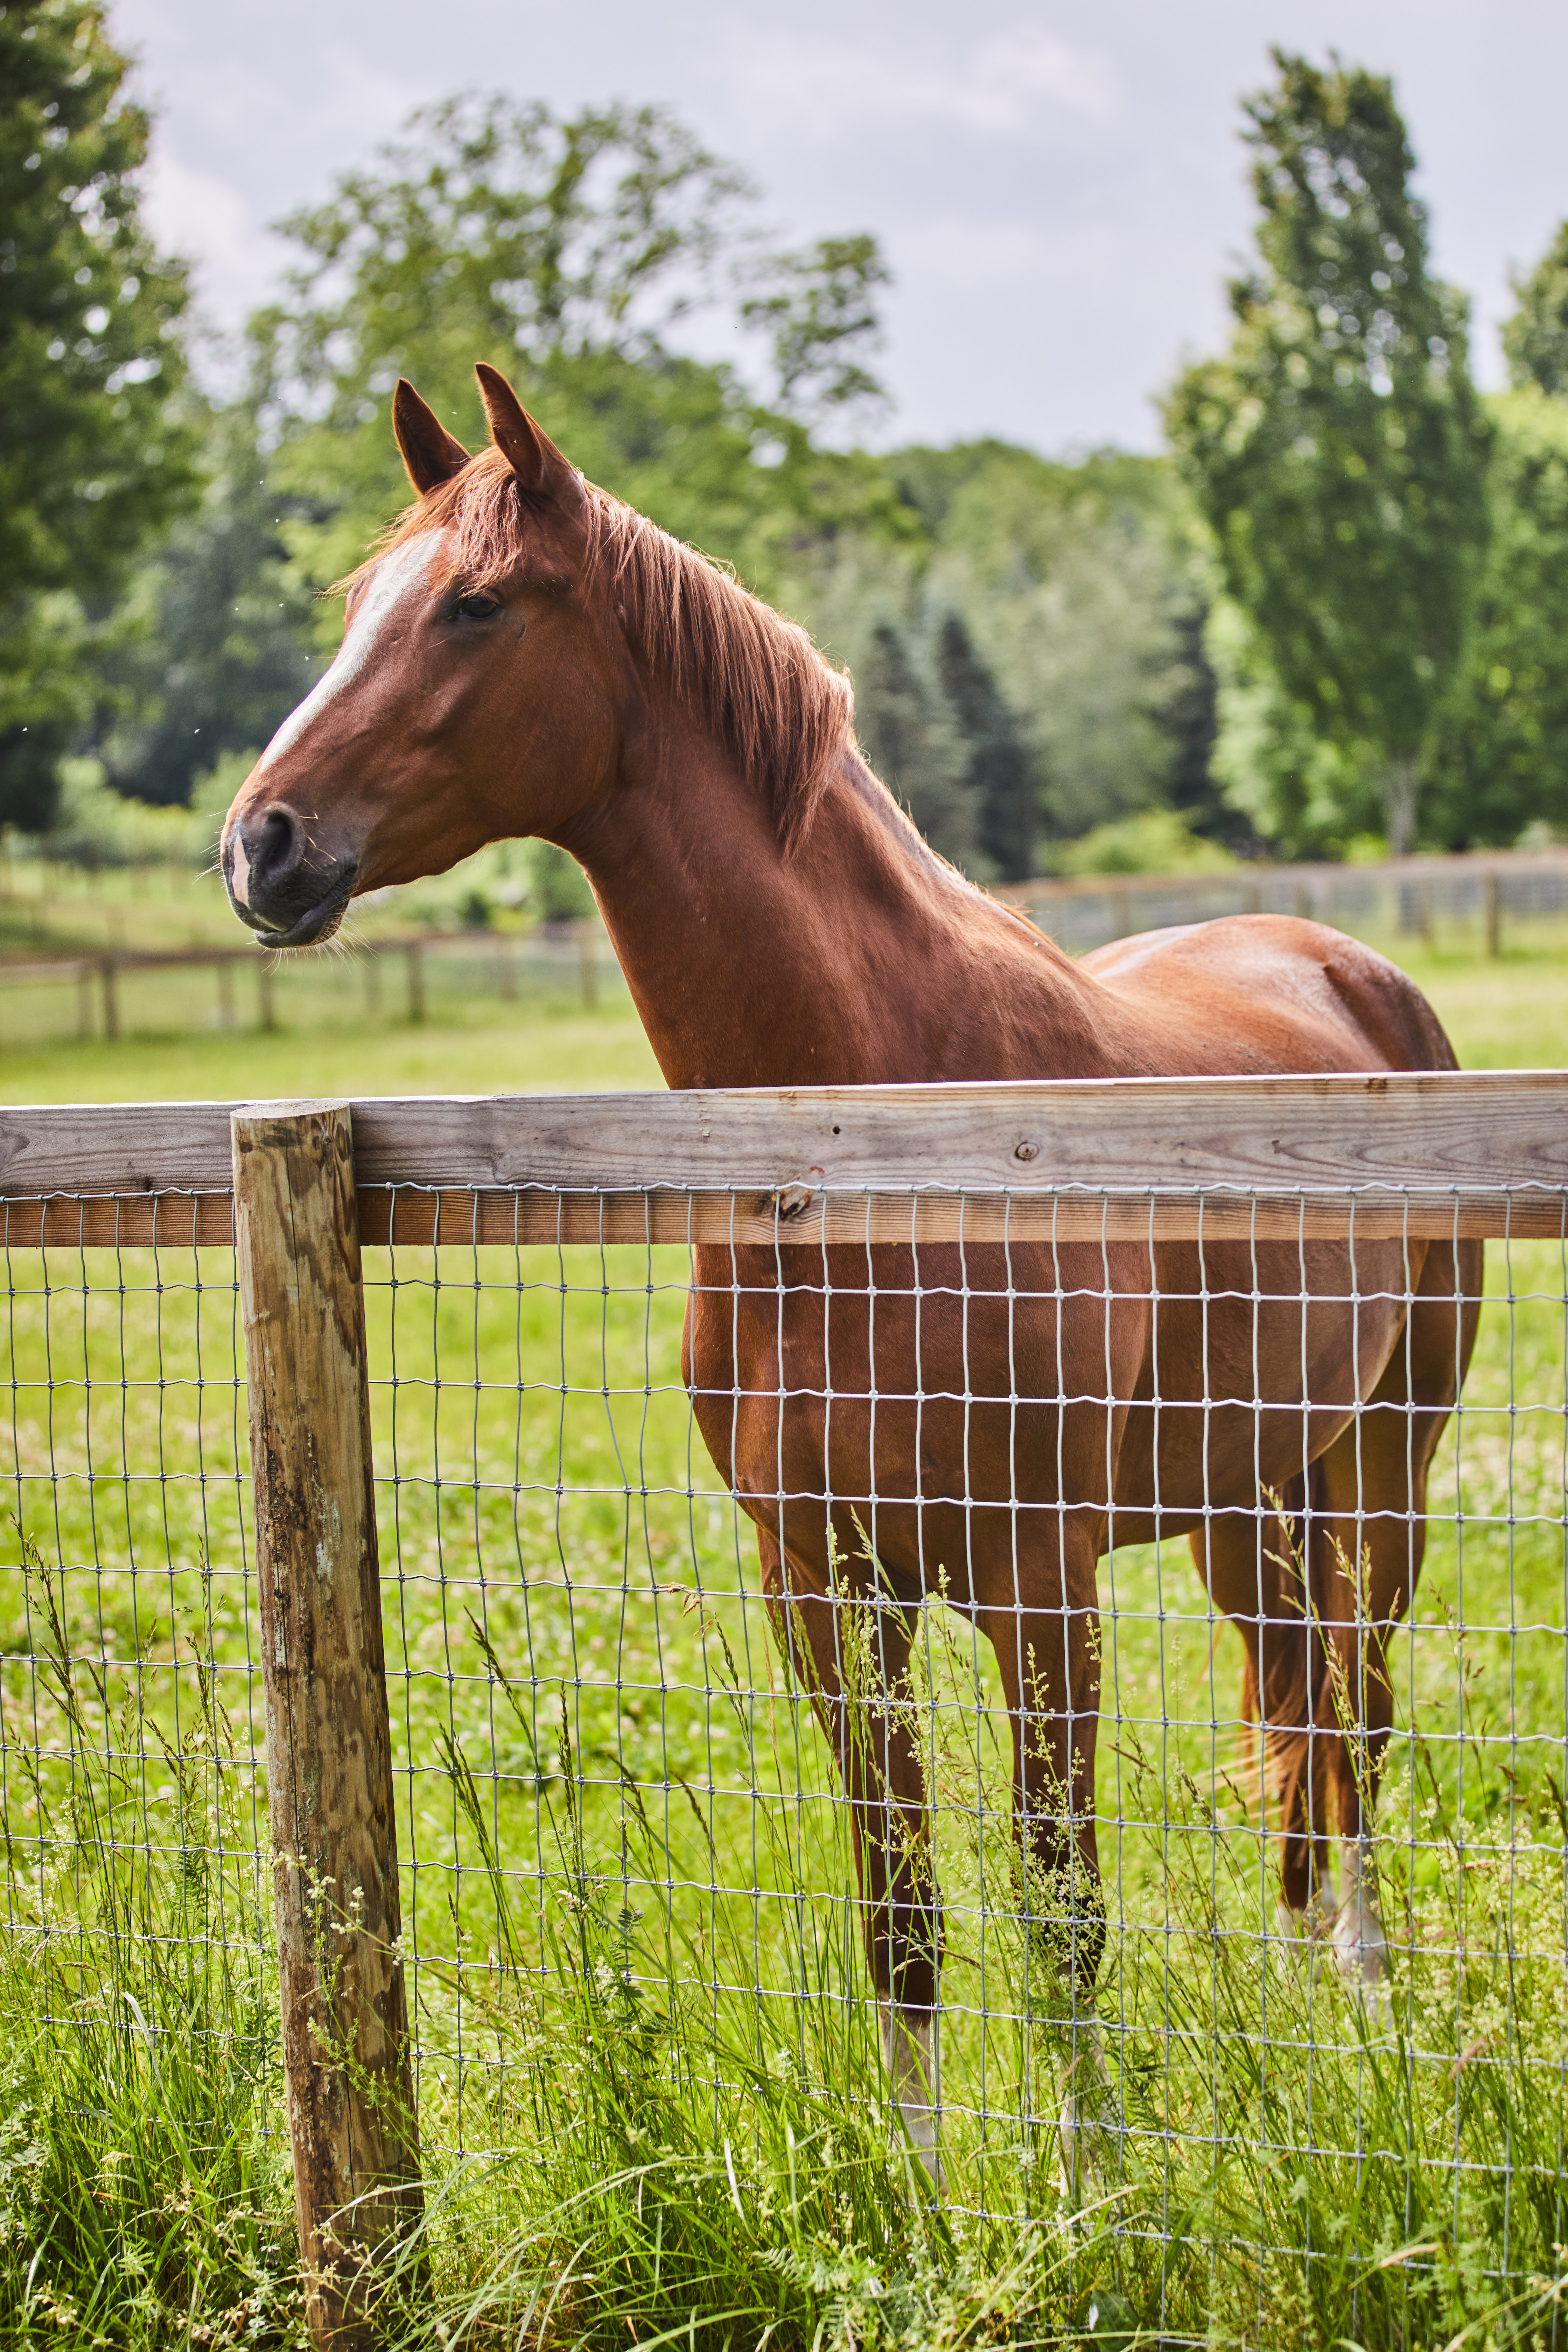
[5,846,1568,1052]
[1003,843,1568,957]
[2,1076,1566,2347]
[0,918,612,1046]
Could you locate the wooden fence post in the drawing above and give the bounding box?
[231,1102,422,2346]
[404,943,425,1024]
[1484,870,1502,960]
[577,919,598,1008]
[257,959,277,1032]
[99,955,119,1042]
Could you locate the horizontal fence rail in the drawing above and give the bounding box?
[3,1073,1567,2347]
[1,1070,1566,1244]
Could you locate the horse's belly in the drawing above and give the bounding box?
[688,1236,1413,1575]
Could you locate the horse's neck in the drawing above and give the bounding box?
[566,727,1123,1089]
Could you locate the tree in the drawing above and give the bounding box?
[917,444,1197,843]
[1503,222,1568,397]
[933,612,1034,879]
[853,621,975,868]
[740,234,890,433]
[250,96,897,607]
[96,412,322,804]
[1166,51,1491,854]
[0,0,193,821]
[1427,391,1568,845]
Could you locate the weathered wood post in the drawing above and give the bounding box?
[404,943,425,1024]
[1484,869,1502,960]
[232,1101,421,2347]
[99,955,119,1042]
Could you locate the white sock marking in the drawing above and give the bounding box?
[880,2002,940,2177]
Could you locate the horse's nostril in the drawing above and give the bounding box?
[251,806,301,887]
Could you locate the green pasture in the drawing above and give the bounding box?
[3,1227,1567,2345]
[0,926,1564,1110]
[0,931,1564,2347]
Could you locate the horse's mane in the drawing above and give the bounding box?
[351,448,854,858]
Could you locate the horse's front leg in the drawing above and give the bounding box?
[756,1529,943,2179]
[977,1513,1108,2189]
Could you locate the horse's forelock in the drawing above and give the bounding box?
[340,448,853,856]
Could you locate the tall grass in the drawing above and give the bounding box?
[1,1228,1565,2346]
[0,1536,304,2347]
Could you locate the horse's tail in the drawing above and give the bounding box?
[1253,1470,1337,1891]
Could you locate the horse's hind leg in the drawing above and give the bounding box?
[1191,1496,1340,1932]
[1311,1236,1482,1987]
[756,1531,943,2175]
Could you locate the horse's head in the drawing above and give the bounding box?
[221,365,621,947]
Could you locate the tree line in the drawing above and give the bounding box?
[4,5,1567,884]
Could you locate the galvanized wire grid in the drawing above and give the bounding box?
[1,1181,1564,2328]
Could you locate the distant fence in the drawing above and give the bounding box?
[0,919,610,1044]
[1001,844,1568,956]
[6,850,1568,1051]
[3,1077,1567,2345]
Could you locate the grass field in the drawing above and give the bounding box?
[0,931,1565,2349]
[0,925,1562,1108]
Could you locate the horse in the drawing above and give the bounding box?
[220,363,1480,2176]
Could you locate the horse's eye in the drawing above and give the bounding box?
[454,590,502,621]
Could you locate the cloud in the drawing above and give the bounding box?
[735,24,1121,141]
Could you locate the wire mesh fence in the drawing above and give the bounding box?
[2,1083,1566,2345]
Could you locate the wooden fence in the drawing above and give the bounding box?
[4,1071,1566,2343]
[5,846,1568,1051]
[1001,844,1568,955]
[0,920,608,1042]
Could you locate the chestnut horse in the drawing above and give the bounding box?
[222,365,1479,2170]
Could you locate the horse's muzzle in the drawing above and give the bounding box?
[223,803,357,948]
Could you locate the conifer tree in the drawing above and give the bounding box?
[933,612,1035,880]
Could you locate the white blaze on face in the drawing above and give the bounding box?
[257,533,441,775]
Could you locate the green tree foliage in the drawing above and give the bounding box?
[1166,51,1491,854]
[933,612,1035,880]
[1503,221,1568,397]
[95,413,322,804]
[0,0,193,821]
[740,233,890,432]
[1427,391,1568,845]
[249,96,897,607]
[853,620,973,866]
[906,442,1204,844]
[1204,595,1380,858]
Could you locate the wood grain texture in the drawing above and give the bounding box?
[1,1182,1560,1247]
[0,1072,1561,1246]
[231,1104,421,2347]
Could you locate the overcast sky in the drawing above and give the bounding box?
[113,0,1568,455]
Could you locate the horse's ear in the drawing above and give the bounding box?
[475,362,586,513]
[393,380,470,494]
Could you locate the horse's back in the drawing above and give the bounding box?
[1082,912,1458,1077]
